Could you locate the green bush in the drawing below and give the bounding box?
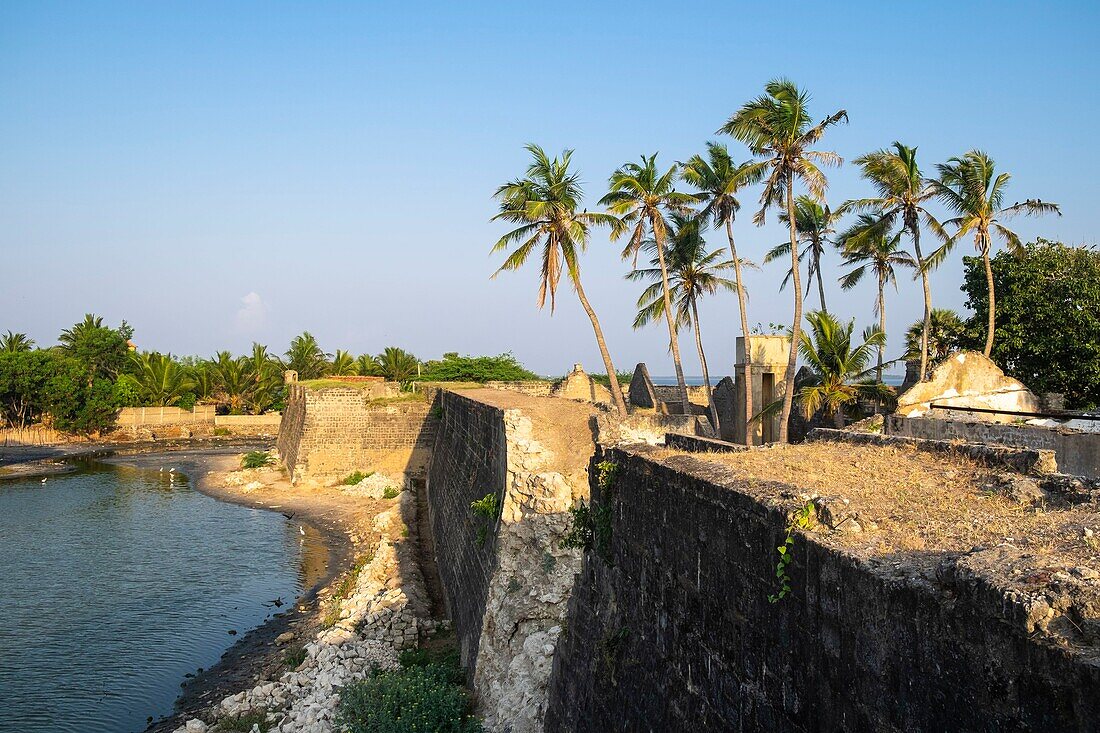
[383,486,401,500]
[242,451,274,469]
[217,710,270,732]
[336,662,481,733]
[343,470,373,485]
[284,646,307,669]
[418,352,539,383]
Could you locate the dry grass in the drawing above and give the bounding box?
[673,443,1100,568]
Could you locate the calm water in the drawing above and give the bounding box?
[0,459,315,733]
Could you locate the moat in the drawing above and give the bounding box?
[0,458,323,733]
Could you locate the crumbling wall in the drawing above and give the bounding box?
[896,351,1040,418]
[550,363,611,405]
[544,444,1100,732]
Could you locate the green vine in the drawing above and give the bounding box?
[470,493,499,547]
[560,460,618,562]
[768,501,815,603]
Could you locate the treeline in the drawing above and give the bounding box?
[0,319,540,434]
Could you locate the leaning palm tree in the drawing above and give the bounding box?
[719,79,847,442]
[765,195,839,312]
[600,154,699,413]
[681,142,764,445]
[1,331,34,353]
[842,143,947,381]
[837,215,917,382]
[930,151,1060,356]
[627,215,741,432]
[492,144,628,414]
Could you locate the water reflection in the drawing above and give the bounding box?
[0,460,318,733]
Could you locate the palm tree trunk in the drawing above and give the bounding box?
[689,296,720,435]
[652,214,691,414]
[910,222,932,381]
[725,219,753,446]
[815,249,828,313]
[573,274,628,415]
[778,179,802,444]
[876,274,886,383]
[982,239,995,357]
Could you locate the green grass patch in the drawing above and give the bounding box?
[321,553,374,628]
[337,639,480,733]
[383,485,401,500]
[284,645,307,669]
[241,451,273,469]
[299,379,381,391]
[342,470,374,485]
[213,427,230,436]
[216,710,271,732]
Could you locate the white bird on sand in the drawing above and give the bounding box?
[299,526,305,536]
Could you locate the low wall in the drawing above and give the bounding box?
[483,380,554,397]
[214,414,281,428]
[886,414,1099,478]
[117,405,216,427]
[544,445,1100,732]
[276,385,437,482]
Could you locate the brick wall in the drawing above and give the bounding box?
[424,390,507,672]
[276,385,438,482]
[886,414,1099,478]
[544,446,1100,732]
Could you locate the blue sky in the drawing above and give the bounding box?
[1,1,1096,376]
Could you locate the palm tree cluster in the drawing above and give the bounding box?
[491,78,1059,441]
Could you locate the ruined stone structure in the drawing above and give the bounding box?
[724,334,789,444]
[896,351,1040,419]
[627,363,659,409]
[276,383,437,483]
[549,363,611,405]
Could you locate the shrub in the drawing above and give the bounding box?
[242,451,273,469]
[336,661,481,733]
[284,646,307,669]
[342,470,373,485]
[383,486,401,500]
[213,427,230,436]
[217,710,270,732]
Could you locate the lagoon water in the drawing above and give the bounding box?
[0,460,310,733]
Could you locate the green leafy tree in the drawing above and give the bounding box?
[282,332,330,380]
[836,214,917,381]
[843,142,947,381]
[627,215,739,431]
[58,314,134,383]
[905,309,966,370]
[961,240,1100,409]
[1,331,34,353]
[0,351,55,428]
[719,79,847,442]
[356,354,381,377]
[681,142,765,445]
[930,150,1060,356]
[601,154,699,413]
[44,358,120,435]
[419,353,539,382]
[491,144,628,414]
[765,195,840,313]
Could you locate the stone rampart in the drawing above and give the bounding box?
[886,414,1100,478]
[543,445,1100,732]
[276,384,437,483]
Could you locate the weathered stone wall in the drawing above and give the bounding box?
[424,390,507,676]
[896,350,1040,419]
[117,405,217,426]
[276,385,437,483]
[544,445,1100,732]
[886,414,1100,478]
[483,380,554,397]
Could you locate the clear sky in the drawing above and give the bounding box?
[2,1,1096,377]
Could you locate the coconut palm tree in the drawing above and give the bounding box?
[600,154,699,413]
[1,331,34,353]
[842,143,947,382]
[719,79,847,442]
[681,142,765,445]
[795,311,893,427]
[372,347,420,383]
[626,215,741,432]
[764,195,839,312]
[930,151,1060,356]
[837,215,917,382]
[492,144,628,414]
[244,343,282,413]
[905,308,965,369]
[282,332,330,380]
[208,351,252,413]
[330,350,358,376]
[356,354,380,377]
[129,352,195,407]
